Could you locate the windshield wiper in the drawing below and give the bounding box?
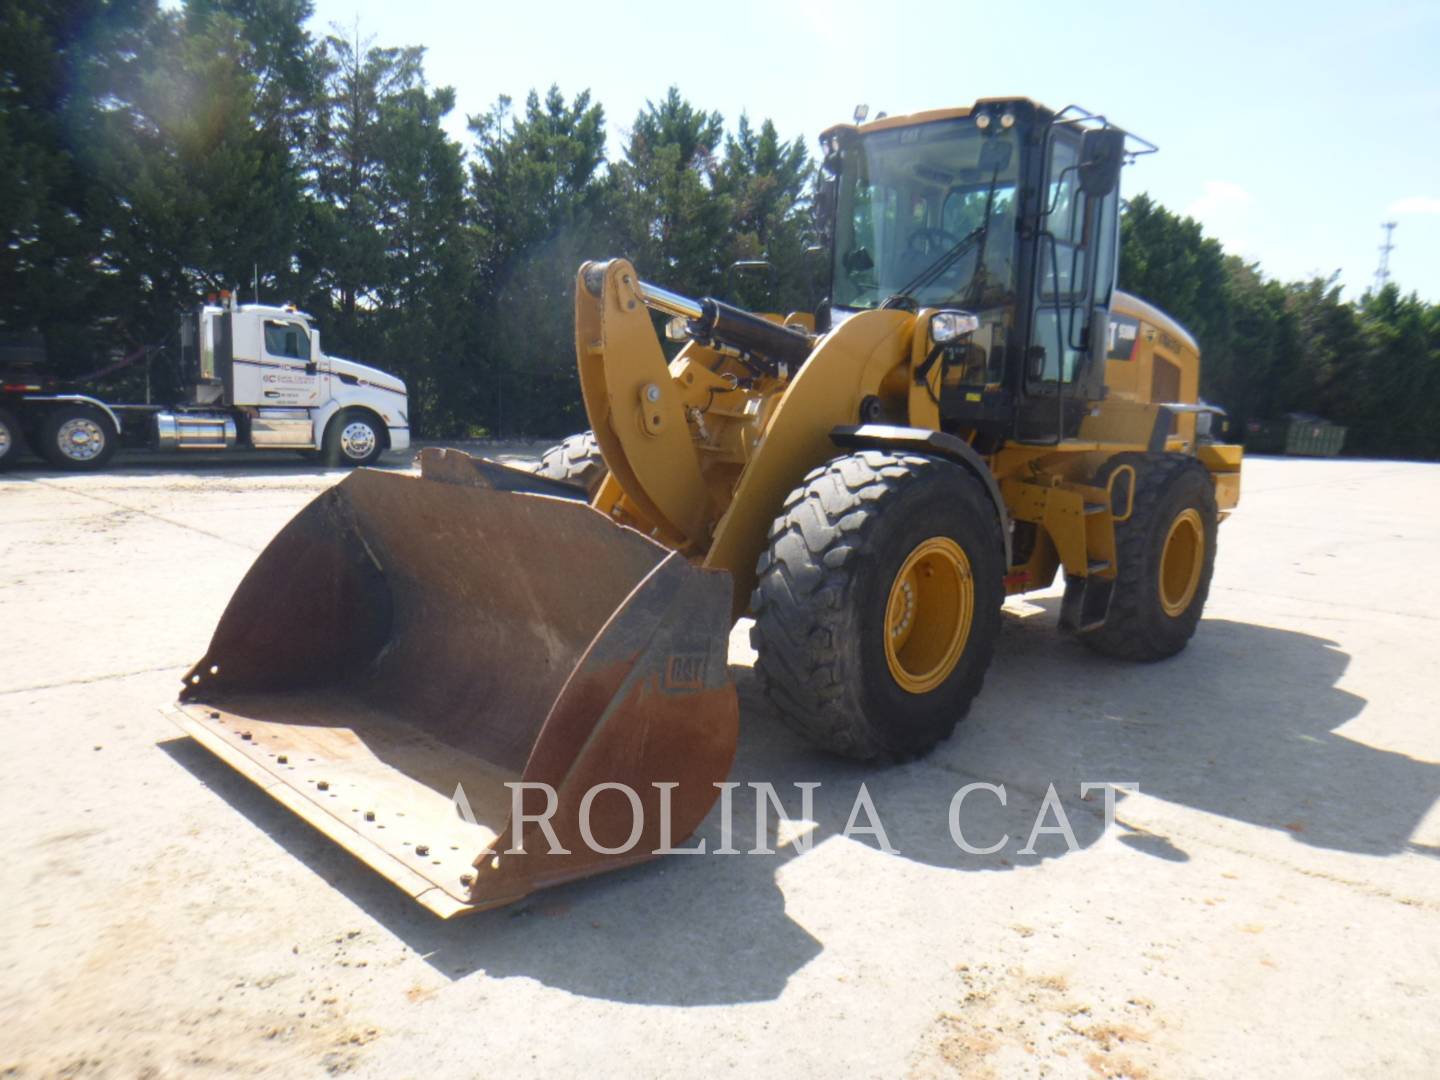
[880,225,985,310]
[881,165,1005,310]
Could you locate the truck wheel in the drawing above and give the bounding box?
[751,450,1005,762]
[40,404,117,471]
[0,407,22,470]
[1078,452,1218,661]
[323,410,385,467]
[535,430,608,497]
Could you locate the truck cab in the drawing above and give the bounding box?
[0,297,409,471]
[172,299,410,464]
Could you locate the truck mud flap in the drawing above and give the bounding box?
[170,453,738,917]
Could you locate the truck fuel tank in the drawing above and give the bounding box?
[153,410,238,451]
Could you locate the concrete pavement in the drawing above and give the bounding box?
[1,451,1436,1078]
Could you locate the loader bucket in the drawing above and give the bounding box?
[170,450,738,917]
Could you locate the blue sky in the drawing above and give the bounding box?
[306,0,1440,301]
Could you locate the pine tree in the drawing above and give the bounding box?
[0,0,156,373]
[714,114,814,312]
[467,86,608,436]
[611,87,730,297]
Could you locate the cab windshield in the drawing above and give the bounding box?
[832,118,1019,311]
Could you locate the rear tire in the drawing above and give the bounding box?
[0,407,22,469]
[39,404,117,471]
[751,450,1005,762]
[535,430,608,497]
[322,409,385,468]
[1078,452,1218,661]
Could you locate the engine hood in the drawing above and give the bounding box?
[325,355,407,397]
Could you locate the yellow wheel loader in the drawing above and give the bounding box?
[169,99,1241,916]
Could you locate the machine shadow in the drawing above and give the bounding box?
[714,603,1435,875]
[160,604,1437,1008]
[160,734,823,1007]
[957,602,1439,859]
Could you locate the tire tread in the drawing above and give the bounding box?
[1080,452,1218,661]
[535,430,608,496]
[751,450,1002,761]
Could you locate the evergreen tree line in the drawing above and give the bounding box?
[1119,195,1439,459]
[0,0,813,438]
[4,1,1436,455]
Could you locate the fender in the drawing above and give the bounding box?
[830,423,1012,565]
[311,390,408,451]
[19,394,125,435]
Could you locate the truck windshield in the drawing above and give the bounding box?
[832,118,1019,311]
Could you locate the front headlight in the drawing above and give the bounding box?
[930,310,980,345]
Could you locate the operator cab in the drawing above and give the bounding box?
[821,99,1151,446]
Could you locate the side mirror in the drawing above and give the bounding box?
[727,259,772,280]
[1078,128,1126,197]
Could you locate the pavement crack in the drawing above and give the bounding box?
[0,662,192,697]
[17,477,264,552]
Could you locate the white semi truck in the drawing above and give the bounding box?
[0,294,409,471]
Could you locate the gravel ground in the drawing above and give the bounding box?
[1,448,1437,1078]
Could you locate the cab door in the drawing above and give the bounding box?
[1020,126,1120,439]
[259,318,326,407]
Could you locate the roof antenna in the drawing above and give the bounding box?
[253,263,260,304]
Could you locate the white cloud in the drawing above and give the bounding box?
[1182,181,1258,258]
[1184,180,1254,220]
[1388,196,1440,215]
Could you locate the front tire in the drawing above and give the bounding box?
[322,409,385,467]
[1078,452,1218,660]
[751,450,1005,762]
[40,405,117,471]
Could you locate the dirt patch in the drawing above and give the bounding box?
[908,964,1169,1079]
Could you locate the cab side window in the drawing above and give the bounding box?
[1031,132,1085,385]
[264,321,311,362]
[1039,134,1083,299]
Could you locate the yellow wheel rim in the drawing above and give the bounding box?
[1159,508,1205,617]
[883,537,974,694]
